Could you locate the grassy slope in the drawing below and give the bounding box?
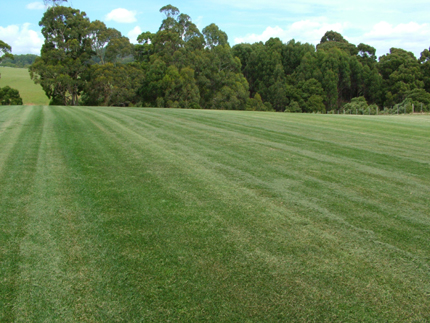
[0,107,429,321]
[0,67,49,105]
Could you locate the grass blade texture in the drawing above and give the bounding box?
[0,106,429,321]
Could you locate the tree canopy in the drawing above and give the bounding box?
[27,6,430,113]
[30,6,94,105]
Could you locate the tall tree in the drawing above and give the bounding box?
[317,30,358,55]
[320,30,348,43]
[357,43,377,65]
[378,48,423,105]
[88,20,121,64]
[104,36,134,64]
[202,24,228,49]
[281,39,315,75]
[195,34,249,109]
[29,6,93,105]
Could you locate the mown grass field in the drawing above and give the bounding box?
[0,67,49,105]
[0,106,429,321]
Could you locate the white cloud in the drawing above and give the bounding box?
[208,0,429,16]
[350,21,430,57]
[105,8,137,24]
[26,2,46,10]
[0,23,43,54]
[127,26,142,44]
[234,19,430,58]
[234,20,345,45]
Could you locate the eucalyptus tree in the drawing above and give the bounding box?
[317,30,358,55]
[30,6,94,105]
[378,48,423,105]
[88,20,121,64]
[281,39,315,75]
[134,5,249,110]
[202,23,228,49]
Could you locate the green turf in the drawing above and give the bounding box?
[0,67,49,105]
[0,107,429,321]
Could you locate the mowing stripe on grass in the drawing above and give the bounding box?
[0,106,44,321]
[1,107,429,321]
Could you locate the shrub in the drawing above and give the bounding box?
[0,86,23,105]
[284,100,301,113]
[246,93,269,111]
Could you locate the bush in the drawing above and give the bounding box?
[0,86,23,105]
[394,98,414,114]
[246,93,272,111]
[284,100,301,113]
[343,96,368,114]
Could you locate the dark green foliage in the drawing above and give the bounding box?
[27,5,430,111]
[233,30,389,112]
[81,63,143,106]
[231,39,289,110]
[285,100,301,112]
[88,20,123,65]
[202,23,228,49]
[406,88,430,105]
[320,30,348,43]
[163,66,200,108]
[357,43,377,65]
[0,86,23,105]
[29,6,136,106]
[306,95,326,113]
[317,30,358,56]
[138,59,167,104]
[29,6,94,105]
[246,93,271,111]
[285,78,326,112]
[281,39,315,75]
[133,6,249,110]
[378,48,424,106]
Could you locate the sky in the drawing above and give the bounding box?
[1,0,430,58]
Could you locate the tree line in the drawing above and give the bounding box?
[5,3,430,112]
[0,54,38,68]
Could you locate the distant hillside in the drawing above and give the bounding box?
[0,67,49,105]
